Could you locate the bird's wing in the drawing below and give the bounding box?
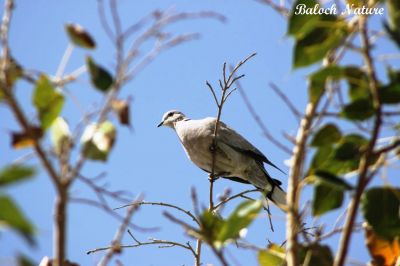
[216,120,286,174]
[222,176,251,184]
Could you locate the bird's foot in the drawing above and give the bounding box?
[208,174,218,182]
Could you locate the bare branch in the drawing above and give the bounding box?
[70,197,157,232]
[207,53,256,212]
[374,138,400,157]
[214,189,259,210]
[163,211,197,232]
[88,233,196,258]
[115,201,200,226]
[236,79,292,154]
[98,195,143,266]
[269,82,302,121]
[206,81,219,107]
[256,0,290,17]
[97,0,114,41]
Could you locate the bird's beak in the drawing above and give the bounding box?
[157,121,164,127]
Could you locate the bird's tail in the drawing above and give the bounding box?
[266,186,287,212]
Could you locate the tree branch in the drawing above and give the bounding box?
[237,79,292,155]
[115,201,200,226]
[98,195,143,266]
[334,15,383,266]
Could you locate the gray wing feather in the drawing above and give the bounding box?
[217,121,286,174]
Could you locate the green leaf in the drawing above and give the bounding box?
[216,200,262,246]
[387,67,400,83]
[380,68,400,104]
[361,187,400,240]
[50,117,72,155]
[341,98,374,121]
[17,254,36,266]
[312,182,343,216]
[384,0,400,48]
[86,56,113,92]
[80,121,116,161]
[334,134,367,161]
[309,134,367,176]
[313,170,353,190]
[288,0,321,39]
[309,66,343,103]
[387,0,400,33]
[33,75,65,129]
[299,244,333,266]
[0,195,35,245]
[258,244,285,266]
[344,66,370,101]
[197,210,224,244]
[309,146,334,172]
[0,165,36,187]
[384,23,400,49]
[309,142,361,176]
[65,23,96,49]
[311,124,341,147]
[294,22,347,68]
[380,83,400,104]
[288,0,348,68]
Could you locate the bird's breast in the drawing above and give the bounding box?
[175,122,240,176]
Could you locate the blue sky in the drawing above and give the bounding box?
[1,0,398,265]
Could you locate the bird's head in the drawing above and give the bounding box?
[157,110,187,128]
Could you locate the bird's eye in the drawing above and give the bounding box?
[167,112,173,117]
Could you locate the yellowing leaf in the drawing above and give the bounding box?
[33,75,65,129]
[111,99,131,128]
[81,121,116,161]
[259,244,286,266]
[364,223,400,266]
[11,127,43,149]
[50,117,72,155]
[0,56,23,89]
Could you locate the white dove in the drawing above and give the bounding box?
[158,110,286,211]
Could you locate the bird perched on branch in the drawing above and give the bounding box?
[158,110,287,211]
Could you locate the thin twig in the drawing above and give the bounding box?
[55,43,74,79]
[97,0,114,41]
[214,189,259,209]
[269,82,302,121]
[237,79,292,155]
[70,197,157,232]
[256,0,290,17]
[207,53,256,211]
[98,195,143,266]
[88,236,196,257]
[374,139,400,157]
[115,201,200,226]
